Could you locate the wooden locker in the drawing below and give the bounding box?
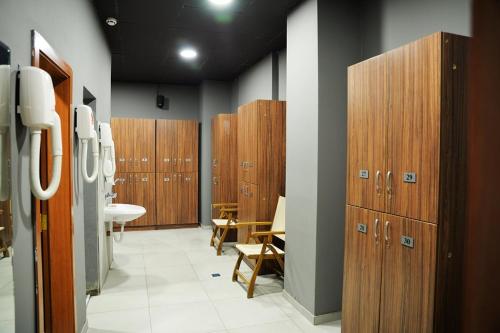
[156,119,177,173]
[347,54,387,212]
[237,181,258,243]
[132,173,155,226]
[379,215,437,333]
[386,34,441,223]
[342,206,383,333]
[114,172,133,204]
[111,118,133,172]
[176,120,198,173]
[156,173,177,225]
[133,119,156,173]
[177,173,198,224]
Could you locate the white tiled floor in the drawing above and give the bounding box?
[87,227,341,333]
[0,253,15,333]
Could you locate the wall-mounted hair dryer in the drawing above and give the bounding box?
[76,105,98,183]
[0,65,10,201]
[19,66,62,200]
[99,122,115,179]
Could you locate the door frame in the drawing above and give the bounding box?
[31,30,76,333]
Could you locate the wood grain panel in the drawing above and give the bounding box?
[237,105,248,183]
[111,118,126,172]
[156,173,177,225]
[347,55,387,212]
[114,172,133,204]
[132,173,155,226]
[134,119,155,173]
[178,173,198,224]
[175,120,198,173]
[247,102,258,184]
[156,119,176,173]
[379,215,437,333]
[342,205,383,333]
[386,33,441,223]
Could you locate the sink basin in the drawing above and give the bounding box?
[104,204,146,224]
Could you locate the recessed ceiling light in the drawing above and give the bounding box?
[209,0,233,7]
[106,17,118,26]
[179,48,198,60]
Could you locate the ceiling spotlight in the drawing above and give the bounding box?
[209,0,233,7]
[179,48,198,60]
[106,17,118,26]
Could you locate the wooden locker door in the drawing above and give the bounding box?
[176,120,198,173]
[156,173,176,225]
[111,118,132,172]
[132,173,156,226]
[247,102,259,184]
[379,214,437,333]
[238,107,249,183]
[211,118,221,217]
[342,206,383,333]
[114,172,132,204]
[219,115,237,203]
[134,119,156,173]
[386,34,441,223]
[178,173,198,224]
[347,55,387,212]
[237,182,258,243]
[156,119,176,173]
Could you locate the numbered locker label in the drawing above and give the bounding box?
[401,236,414,248]
[403,172,417,183]
[357,223,368,234]
[359,170,369,179]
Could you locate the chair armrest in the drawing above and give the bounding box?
[212,203,238,208]
[220,207,238,212]
[251,231,285,237]
[233,221,273,227]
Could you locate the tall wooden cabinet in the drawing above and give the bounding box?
[211,114,238,216]
[342,32,468,332]
[237,100,286,243]
[111,118,199,228]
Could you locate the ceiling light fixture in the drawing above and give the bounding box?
[208,0,233,7]
[179,48,198,60]
[106,17,118,26]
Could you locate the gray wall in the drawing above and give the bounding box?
[361,0,471,58]
[200,81,233,225]
[278,50,287,100]
[111,82,200,120]
[284,0,319,313]
[232,54,274,106]
[0,0,111,332]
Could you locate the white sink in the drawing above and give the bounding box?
[104,204,146,224]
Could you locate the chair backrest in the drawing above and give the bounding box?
[271,196,286,232]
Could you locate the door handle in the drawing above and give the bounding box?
[386,171,393,197]
[384,221,391,246]
[376,171,382,195]
[374,218,380,243]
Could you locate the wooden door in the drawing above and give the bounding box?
[347,55,387,212]
[156,119,176,173]
[238,106,249,183]
[132,173,155,226]
[219,115,238,204]
[176,120,198,173]
[111,118,134,173]
[211,118,221,216]
[177,173,198,224]
[342,206,383,333]
[247,103,258,184]
[133,119,156,173]
[156,173,177,225]
[386,34,441,223]
[114,173,132,204]
[379,214,437,333]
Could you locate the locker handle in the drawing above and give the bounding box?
[386,171,393,197]
[186,158,192,163]
[164,177,170,182]
[374,218,380,242]
[384,221,391,246]
[119,158,126,162]
[376,171,382,195]
[163,158,170,162]
[142,177,148,182]
[173,158,177,165]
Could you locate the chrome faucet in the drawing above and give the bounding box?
[105,192,117,200]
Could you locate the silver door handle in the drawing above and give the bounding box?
[386,171,393,196]
[374,218,380,242]
[376,171,382,195]
[384,221,391,245]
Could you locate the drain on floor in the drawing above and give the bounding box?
[211,273,221,277]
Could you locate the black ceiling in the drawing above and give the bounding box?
[92,0,303,84]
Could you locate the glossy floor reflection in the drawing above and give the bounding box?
[87,227,341,333]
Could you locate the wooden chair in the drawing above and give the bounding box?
[0,226,8,258]
[210,203,239,255]
[232,196,286,298]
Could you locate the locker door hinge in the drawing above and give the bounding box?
[41,214,48,231]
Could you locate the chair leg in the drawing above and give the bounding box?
[210,226,218,247]
[217,227,230,256]
[232,252,244,282]
[247,256,264,299]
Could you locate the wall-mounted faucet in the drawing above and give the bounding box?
[105,192,117,200]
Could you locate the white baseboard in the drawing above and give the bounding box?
[283,290,342,325]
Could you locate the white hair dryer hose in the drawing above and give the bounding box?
[30,112,63,200]
[81,133,99,183]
